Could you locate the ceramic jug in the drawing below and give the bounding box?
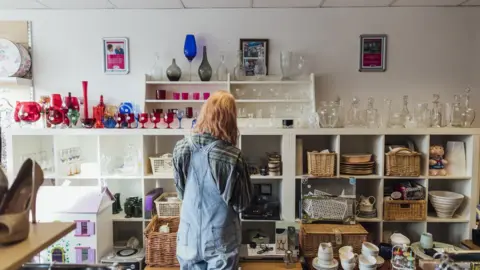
[317,242,333,261]
[358,195,376,212]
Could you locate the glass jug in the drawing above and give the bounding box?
[462,88,475,127]
[365,97,380,128]
[430,94,443,128]
[414,103,430,128]
[450,95,463,127]
[345,97,365,128]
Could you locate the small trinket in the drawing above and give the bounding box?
[159,223,170,233]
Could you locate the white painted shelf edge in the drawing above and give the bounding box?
[0,77,32,87]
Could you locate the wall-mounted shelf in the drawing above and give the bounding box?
[0,77,32,87]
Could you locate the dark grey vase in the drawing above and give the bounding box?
[198,46,212,81]
[166,58,182,81]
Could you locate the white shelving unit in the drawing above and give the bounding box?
[5,128,480,247]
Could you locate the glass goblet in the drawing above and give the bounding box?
[176,110,185,129]
[47,108,64,128]
[126,113,135,129]
[115,114,125,128]
[150,112,161,129]
[184,34,197,81]
[138,113,149,128]
[18,102,42,126]
[165,112,175,129]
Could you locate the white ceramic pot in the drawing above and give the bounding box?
[339,246,353,255]
[390,233,411,246]
[358,254,377,268]
[340,251,357,264]
[341,261,356,270]
[420,232,434,249]
[317,242,333,261]
[361,242,379,257]
[445,141,466,176]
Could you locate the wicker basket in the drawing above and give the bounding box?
[385,148,421,176]
[144,215,180,267]
[154,192,181,217]
[307,152,336,177]
[300,223,368,258]
[384,200,426,221]
[149,153,173,175]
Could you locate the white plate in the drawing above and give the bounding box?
[312,257,339,270]
[0,38,31,77]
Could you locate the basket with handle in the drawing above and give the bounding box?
[154,192,182,217]
[149,153,173,175]
[144,215,180,267]
[307,151,336,177]
[385,148,421,176]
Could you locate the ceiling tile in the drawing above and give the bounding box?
[322,0,392,7]
[109,0,183,8]
[36,0,114,9]
[461,0,480,5]
[392,0,465,6]
[181,0,250,8]
[253,0,323,8]
[0,0,46,8]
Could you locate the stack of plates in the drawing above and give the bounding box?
[340,161,375,175]
[357,209,377,219]
[429,191,464,218]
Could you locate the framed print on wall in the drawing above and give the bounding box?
[103,37,129,75]
[240,38,269,76]
[359,34,387,72]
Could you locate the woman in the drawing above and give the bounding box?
[173,90,252,270]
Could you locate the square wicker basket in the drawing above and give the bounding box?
[144,215,180,267]
[307,152,336,177]
[384,200,426,221]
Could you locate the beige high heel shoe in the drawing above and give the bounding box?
[0,158,44,245]
[0,168,7,210]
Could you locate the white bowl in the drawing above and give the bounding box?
[429,191,464,218]
[358,254,377,267]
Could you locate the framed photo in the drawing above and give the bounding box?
[103,37,129,75]
[240,39,269,76]
[359,34,387,72]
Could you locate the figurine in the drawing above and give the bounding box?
[429,145,448,176]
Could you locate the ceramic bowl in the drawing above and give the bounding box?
[341,262,356,270]
[362,242,379,257]
[339,246,354,255]
[358,254,377,268]
[429,191,464,218]
[342,154,372,163]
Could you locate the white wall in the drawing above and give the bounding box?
[0,7,479,122]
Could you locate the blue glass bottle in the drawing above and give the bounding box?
[184,34,197,81]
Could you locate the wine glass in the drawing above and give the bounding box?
[126,113,135,129]
[150,112,161,129]
[184,34,197,81]
[164,112,175,129]
[176,110,185,129]
[18,102,42,126]
[138,113,149,128]
[115,113,125,128]
[235,88,244,99]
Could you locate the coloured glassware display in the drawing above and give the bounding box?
[18,101,42,125]
[126,113,135,128]
[47,108,64,128]
[116,113,125,128]
[176,109,185,129]
[165,112,174,129]
[184,34,197,81]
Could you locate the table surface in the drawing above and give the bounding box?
[0,222,76,270]
[146,261,302,270]
[461,240,480,250]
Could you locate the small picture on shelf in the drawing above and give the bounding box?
[240,38,269,76]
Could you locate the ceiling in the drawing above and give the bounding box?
[0,0,478,9]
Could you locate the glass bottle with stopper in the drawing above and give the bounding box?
[462,87,475,127]
[430,94,443,128]
[345,96,365,128]
[401,95,412,128]
[365,97,379,128]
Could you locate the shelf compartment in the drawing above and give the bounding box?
[99,135,142,177]
[383,222,426,243]
[427,178,470,221]
[385,135,429,176]
[429,135,472,178]
[426,214,469,223]
[296,135,339,176]
[356,178,383,220]
[143,135,184,176]
[112,211,144,222]
[113,222,144,247]
[54,135,99,178]
[426,223,469,245]
[340,135,384,177]
[11,135,54,178]
[359,222,381,244]
[241,135,284,175]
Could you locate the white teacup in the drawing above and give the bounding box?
[341,261,356,270]
[339,245,353,255]
[362,242,379,257]
[317,242,333,261]
[359,254,377,268]
[340,251,357,264]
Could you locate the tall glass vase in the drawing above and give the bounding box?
[280,51,293,80]
[216,55,228,81]
[184,34,197,81]
[198,46,212,82]
[233,50,245,81]
[166,58,182,81]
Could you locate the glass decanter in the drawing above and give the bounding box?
[318,101,339,128]
[345,97,365,128]
[414,103,430,128]
[450,95,463,127]
[216,54,228,81]
[233,50,245,81]
[430,94,443,128]
[365,97,380,128]
[254,57,267,80]
[401,95,412,127]
[462,87,475,127]
[385,99,403,128]
[148,53,163,81]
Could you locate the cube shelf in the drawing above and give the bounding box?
[6,128,480,247]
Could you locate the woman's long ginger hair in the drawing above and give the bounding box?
[194,90,239,146]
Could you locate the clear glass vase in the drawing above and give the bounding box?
[365,97,380,128]
[148,53,163,81]
[254,58,267,80]
[216,55,228,81]
[233,50,245,81]
[280,51,292,80]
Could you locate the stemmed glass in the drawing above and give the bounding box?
[184,34,197,81]
[176,110,185,129]
[126,113,135,129]
[235,88,244,99]
[138,113,149,128]
[115,113,125,128]
[150,112,161,129]
[47,108,64,128]
[165,112,175,129]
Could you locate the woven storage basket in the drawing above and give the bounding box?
[384,200,426,221]
[300,223,367,258]
[154,192,181,217]
[144,215,180,267]
[385,148,421,176]
[307,152,336,177]
[149,153,173,175]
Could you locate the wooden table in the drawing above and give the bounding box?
[0,222,76,270]
[146,261,302,270]
[461,239,480,250]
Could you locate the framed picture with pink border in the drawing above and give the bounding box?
[103,37,129,75]
[359,34,387,72]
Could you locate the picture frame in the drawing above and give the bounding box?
[103,37,129,75]
[359,34,387,72]
[240,38,269,76]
